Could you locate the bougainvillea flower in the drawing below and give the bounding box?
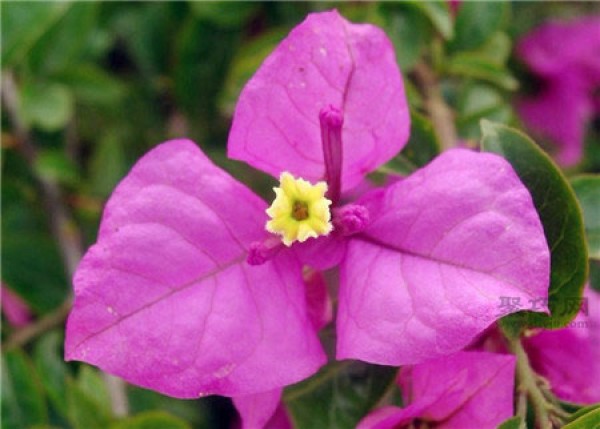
[516,18,600,166]
[1,283,32,327]
[357,351,516,429]
[66,9,550,414]
[523,286,600,404]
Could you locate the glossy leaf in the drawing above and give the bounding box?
[481,120,588,330]
[571,175,600,259]
[284,361,397,429]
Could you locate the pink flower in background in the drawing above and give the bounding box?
[65,10,550,427]
[1,284,32,327]
[358,351,516,429]
[523,286,600,404]
[516,18,600,166]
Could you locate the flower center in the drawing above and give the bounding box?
[266,172,333,246]
[292,201,309,220]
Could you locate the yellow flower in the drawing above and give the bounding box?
[266,172,333,246]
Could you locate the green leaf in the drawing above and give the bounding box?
[563,408,600,429]
[571,175,600,260]
[497,416,526,429]
[404,0,453,40]
[451,1,510,51]
[284,361,397,429]
[34,149,80,186]
[447,53,518,90]
[218,28,286,116]
[567,404,600,423]
[189,1,258,28]
[378,4,430,70]
[403,110,441,167]
[33,331,69,419]
[55,65,126,107]
[0,2,70,67]
[481,120,588,330]
[590,260,600,292]
[63,366,114,429]
[110,411,191,429]
[1,350,48,429]
[89,132,128,197]
[19,82,74,131]
[456,83,512,140]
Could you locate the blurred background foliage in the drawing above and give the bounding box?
[1,2,599,429]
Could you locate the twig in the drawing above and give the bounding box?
[412,61,458,151]
[509,338,552,429]
[1,71,129,417]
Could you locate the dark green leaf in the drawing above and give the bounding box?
[284,361,397,429]
[110,411,191,429]
[189,1,258,28]
[451,2,510,51]
[378,4,430,70]
[563,408,600,429]
[1,350,48,429]
[481,120,588,330]
[66,372,112,429]
[55,65,126,107]
[590,260,600,292]
[497,416,526,429]
[19,81,74,131]
[456,83,512,140]
[405,0,453,40]
[402,110,441,167]
[571,175,600,260]
[33,331,69,419]
[34,149,80,186]
[89,132,128,197]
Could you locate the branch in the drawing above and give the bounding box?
[412,61,458,151]
[509,338,552,429]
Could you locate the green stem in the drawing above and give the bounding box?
[509,338,553,429]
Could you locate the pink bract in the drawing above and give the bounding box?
[516,18,600,166]
[524,286,600,404]
[337,149,550,364]
[65,140,325,398]
[228,10,410,192]
[358,351,516,429]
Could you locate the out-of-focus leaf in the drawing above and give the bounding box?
[451,2,510,51]
[34,149,80,186]
[66,368,112,429]
[571,175,600,260]
[189,1,258,28]
[33,331,69,419]
[219,28,286,116]
[379,4,429,70]
[89,132,128,197]
[110,411,191,429]
[402,110,440,167]
[591,260,600,292]
[404,0,453,40]
[481,121,588,331]
[457,83,512,139]
[19,82,74,131]
[1,350,48,429]
[2,189,69,314]
[0,2,70,67]
[447,54,518,90]
[28,2,99,74]
[567,404,600,424]
[563,408,600,429]
[55,65,126,107]
[284,361,397,429]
